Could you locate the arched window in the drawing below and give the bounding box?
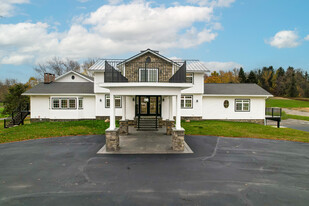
[224,100,229,108]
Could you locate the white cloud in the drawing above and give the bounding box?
[305,35,309,41]
[0,1,229,65]
[1,54,34,65]
[267,30,300,48]
[0,0,29,17]
[202,61,242,71]
[188,0,235,7]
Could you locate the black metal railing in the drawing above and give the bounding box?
[4,103,30,128]
[169,61,186,83]
[101,59,189,83]
[104,61,128,83]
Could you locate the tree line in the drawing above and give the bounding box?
[204,66,309,98]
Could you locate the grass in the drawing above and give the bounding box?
[0,120,110,144]
[183,120,309,143]
[266,98,309,108]
[0,119,308,144]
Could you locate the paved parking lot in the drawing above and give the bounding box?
[0,135,308,205]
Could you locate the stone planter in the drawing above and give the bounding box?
[172,128,185,151]
[105,128,120,151]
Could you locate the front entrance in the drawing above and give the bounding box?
[135,96,161,116]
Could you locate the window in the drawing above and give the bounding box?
[78,98,83,109]
[235,99,250,112]
[139,68,158,82]
[53,98,60,109]
[224,100,229,108]
[69,99,76,109]
[71,75,75,80]
[186,73,194,83]
[181,95,193,109]
[61,99,68,109]
[51,98,77,110]
[105,95,122,108]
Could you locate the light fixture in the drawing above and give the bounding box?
[196,100,198,103]
[132,98,135,101]
[100,99,102,102]
[163,98,165,102]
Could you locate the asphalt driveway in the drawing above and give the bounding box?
[0,135,308,205]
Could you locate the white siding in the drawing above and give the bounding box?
[56,74,89,82]
[94,72,109,93]
[30,95,95,119]
[182,73,204,94]
[202,96,266,120]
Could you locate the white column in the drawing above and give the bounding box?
[109,93,116,130]
[122,96,126,120]
[176,93,181,129]
[169,96,173,120]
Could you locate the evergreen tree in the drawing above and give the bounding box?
[246,71,258,83]
[238,67,246,83]
[2,84,29,115]
[287,71,298,97]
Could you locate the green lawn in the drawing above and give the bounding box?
[183,120,309,143]
[0,120,109,144]
[266,98,309,108]
[0,119,308,144]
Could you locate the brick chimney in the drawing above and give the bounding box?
[44,73,55,84]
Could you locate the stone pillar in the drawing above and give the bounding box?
[175,93,181,130]
[105,128,120,151]
[119,120,129,135]
[172,128,185,151]
[109,93,116,130]
[166,120,175,135]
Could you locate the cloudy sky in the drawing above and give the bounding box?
[0,0,309,82]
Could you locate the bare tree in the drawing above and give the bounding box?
[81,58,98,76]
[34,57,80,78]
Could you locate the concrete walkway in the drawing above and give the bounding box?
[283,108,309,117]
[98,127,193,154]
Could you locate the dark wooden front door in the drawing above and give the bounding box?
[136,96,161,116]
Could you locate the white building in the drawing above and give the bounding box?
[23,49,272,151]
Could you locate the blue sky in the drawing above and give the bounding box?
[0,0,309,82]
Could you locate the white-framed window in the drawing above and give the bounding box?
[186,73,194,83]
[181,95,193,109]
[52,98,77,110]
[53,98,60,109]
[139,68,158,82]
[235,99,250,112]
[78,98,83,109]
[105,95,122,108]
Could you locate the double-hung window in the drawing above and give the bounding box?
[105,95,122,108]
[181,95,193,109]
[52,98,76,109]
[139,68,158,82]
[235,99,250,112]
[186,73,194,83]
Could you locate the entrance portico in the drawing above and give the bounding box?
[103,83,191,152]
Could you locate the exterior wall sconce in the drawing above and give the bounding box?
[163,98,165,102]
[100,99,102,102]
[196,100,198,103]
[133,98,135,101]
